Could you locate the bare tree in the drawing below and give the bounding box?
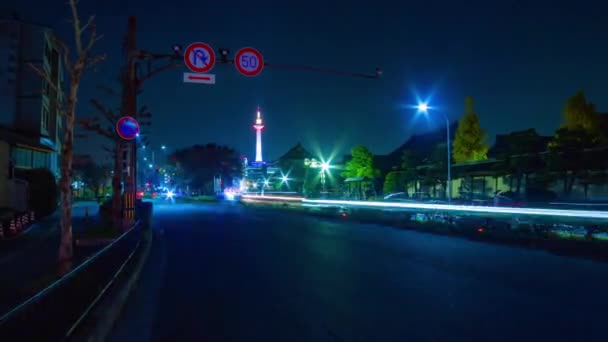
[29,0,105,267]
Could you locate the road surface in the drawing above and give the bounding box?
[111,201,608,341]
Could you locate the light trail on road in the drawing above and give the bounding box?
[240,194,608,220]
[302,199,608,220]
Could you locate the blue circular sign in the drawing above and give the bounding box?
[116,116,140,140]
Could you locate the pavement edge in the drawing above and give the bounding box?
[71,227,154,342]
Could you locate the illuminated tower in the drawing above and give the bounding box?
[253,106,264,162]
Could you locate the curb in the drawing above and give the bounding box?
[0,220,59,244]
[70,227,154,342]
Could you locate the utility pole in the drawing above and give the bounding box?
[121,16,138,224]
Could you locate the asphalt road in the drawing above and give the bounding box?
[111,201,608,342]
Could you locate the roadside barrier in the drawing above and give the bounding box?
[0,220,144,340]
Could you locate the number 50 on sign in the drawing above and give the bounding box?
[234,47,264,77]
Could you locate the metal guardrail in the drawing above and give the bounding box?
[0,220,144,341]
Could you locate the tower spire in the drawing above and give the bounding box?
[253,106,265,162]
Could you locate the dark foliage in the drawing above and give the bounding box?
[15,168,58,218]
[169,143,242,193]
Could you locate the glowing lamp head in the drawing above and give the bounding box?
[263,180,269,186]
[281,176,288,183]
[321,162,330,172]
[417,102,429,113]
[166,190,175,199]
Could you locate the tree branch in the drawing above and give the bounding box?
[138,63,183,85]
[85,54,106,70]
[80,15,95,34]
[97,85,120,97]
[69,0,83,54]
[27,63,57,93]
[79,119,115,140]
[90,99,118,126]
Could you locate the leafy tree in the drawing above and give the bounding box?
[547,127,600,195]
[422,143,448,198]
[15,168,58,218]
[401,150,421,195]
[545,92,606,197]
[75,163,110,198]
[493,129,545,196]
[452,96,489,163]
[342,146,380,179]
[170,144,242,194]
[562,91,599,134]
[303,167,321,197]
[383,171,406,194]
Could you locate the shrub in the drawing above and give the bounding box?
[15,168,58,218]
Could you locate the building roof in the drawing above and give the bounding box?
[488,128,552,158]
[369,121,458,173]
[277,143,313,161]
[388,121,458,160]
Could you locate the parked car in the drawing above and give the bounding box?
[493,191,526,207]
[383,192,417,202]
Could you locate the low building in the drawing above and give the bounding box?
[0,17,64,209]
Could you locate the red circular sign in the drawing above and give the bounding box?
[184,42,216,73]
[234,47,264,77]
[116,116,140,140]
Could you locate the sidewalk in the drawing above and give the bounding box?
[0,201,102,316]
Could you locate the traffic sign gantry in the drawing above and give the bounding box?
[184,42,216,73]
[234,47,264,77]
[116,116,140,140]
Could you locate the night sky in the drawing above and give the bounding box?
[7,0,608,163]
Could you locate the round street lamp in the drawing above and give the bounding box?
[416,102,429,113]
[415,101,451,204]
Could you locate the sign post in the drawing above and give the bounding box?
[234,47,264,77]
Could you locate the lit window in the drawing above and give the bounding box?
[41,107,50,131]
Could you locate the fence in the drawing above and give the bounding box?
[0,220,144,340]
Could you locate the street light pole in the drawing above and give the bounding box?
[444,115,452,205]
[416,102,451,204]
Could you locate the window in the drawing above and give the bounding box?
[45,41,52,62]
[33,151,50,168]
[42,107,50,131]
[42,80,49,95]
[12,148,33,168]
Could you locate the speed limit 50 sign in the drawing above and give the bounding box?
[234,47,264,77]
